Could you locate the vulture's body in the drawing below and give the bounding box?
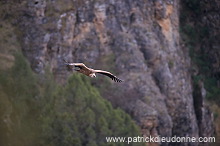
[64,61,123,82]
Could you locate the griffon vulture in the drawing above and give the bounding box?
[64,60,123,82]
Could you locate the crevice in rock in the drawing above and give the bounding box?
[192,80,214,138]
[192,81,203,135]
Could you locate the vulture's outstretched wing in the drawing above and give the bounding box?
[72,63,87,69]
[94,70,123,82]
[63,59,87,70]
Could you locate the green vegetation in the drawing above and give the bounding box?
[181,1,220,143]
[0,52,43,146]
[0,52,143,146]
[183,0,201,15]
[180,0,220,104]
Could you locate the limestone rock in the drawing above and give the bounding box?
[17,0,215,145]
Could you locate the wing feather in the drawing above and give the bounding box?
[63,60,88,70]
[72,63,87,69]
[94,70,123,82]
[63,59,123,83]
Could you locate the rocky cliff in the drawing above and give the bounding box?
[180,0,220,144]
[1,0,217,145]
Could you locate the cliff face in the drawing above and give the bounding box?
[12,0,215,145]
[180,0,220,143]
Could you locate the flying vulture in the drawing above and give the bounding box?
[64,60,123,82]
